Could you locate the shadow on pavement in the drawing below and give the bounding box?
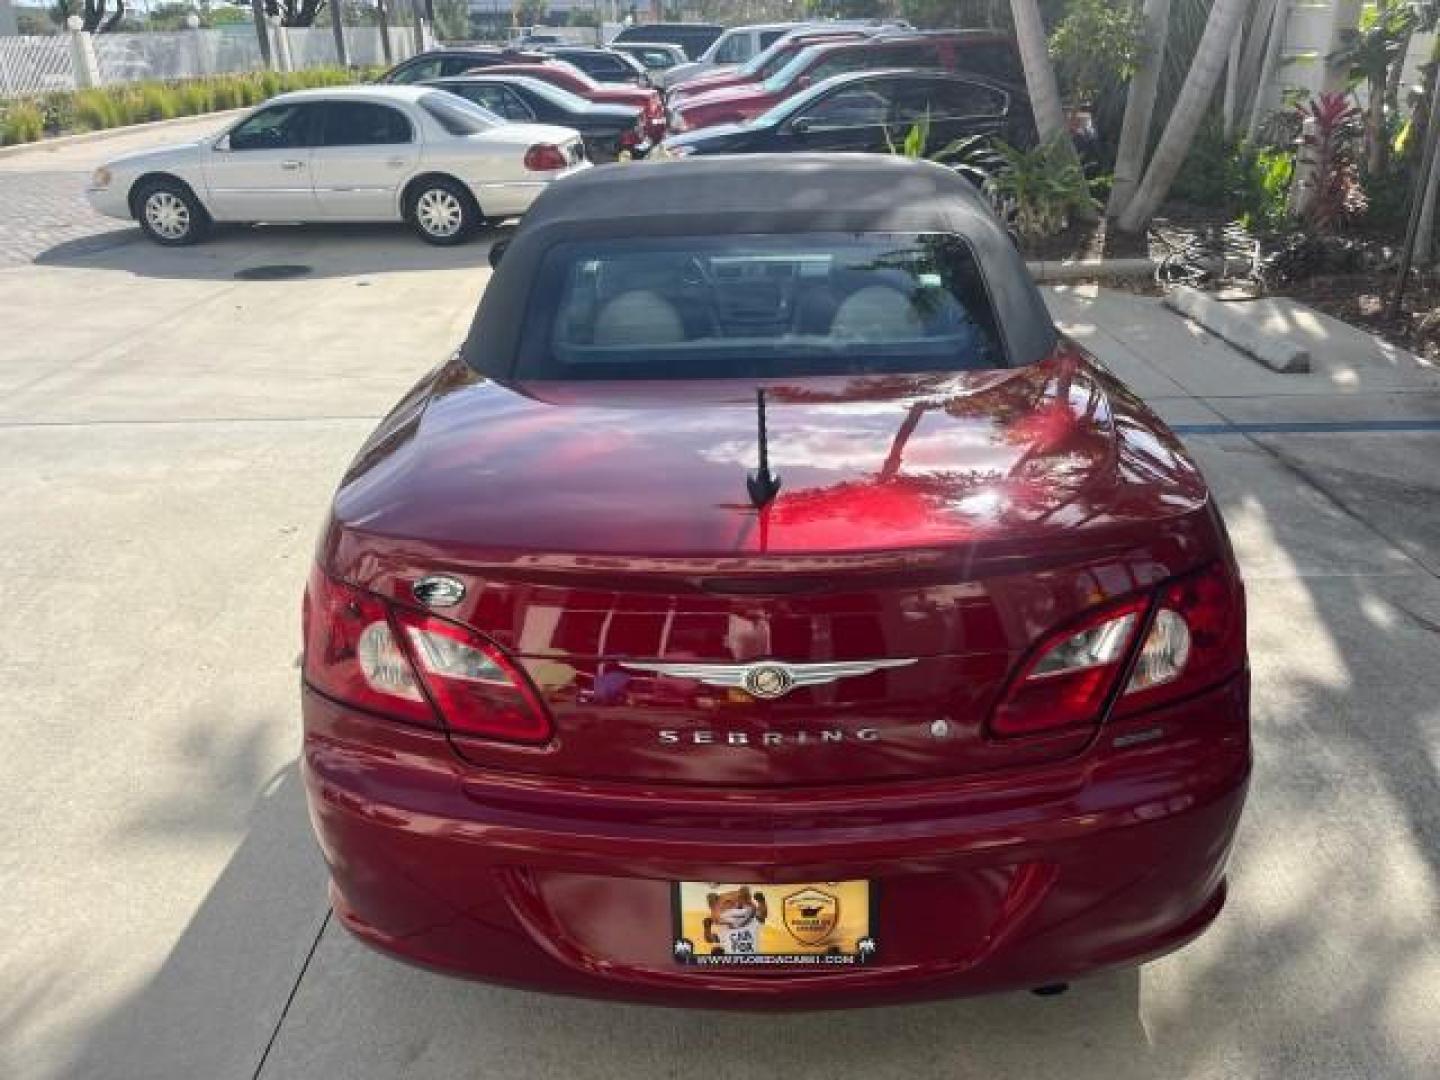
[21,763,330,1080]
[33,221,514,282]
[16,756,1155,1080]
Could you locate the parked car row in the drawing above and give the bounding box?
[665,28,1025,132]
[86,20,1042,247]
[85,86,588,246]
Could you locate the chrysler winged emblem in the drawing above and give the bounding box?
[619,658,916,700]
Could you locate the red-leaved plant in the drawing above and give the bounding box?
[1296,92,1368,233]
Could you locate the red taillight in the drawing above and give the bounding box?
[1117,561,1245,716]
[302,566,552,744]
[303,566,436,728]
[523,143,569,171]
[390,607,552,744]
[989,561,1245,738]
[990,597,1147,738]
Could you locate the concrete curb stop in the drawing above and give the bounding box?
[1026,257,1156,283]
[1163,285,1311,374]
[0,110,246,160]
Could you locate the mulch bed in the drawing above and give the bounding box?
[1026,209,1440,363]
[1020,202,1233,263]
[1282,271,1440,363]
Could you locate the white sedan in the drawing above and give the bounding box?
[86,85,589,246]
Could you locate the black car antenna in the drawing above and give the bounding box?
[746,387,782,509]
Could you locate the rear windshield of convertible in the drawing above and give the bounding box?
[514,232,1006,380]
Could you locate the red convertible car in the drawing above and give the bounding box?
[301,156,1250,1007]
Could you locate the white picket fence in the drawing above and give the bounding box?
[0,34,74,97]
[0,26,416,99]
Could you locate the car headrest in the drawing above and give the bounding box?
[592,290,686,346]
[830,284,923,341]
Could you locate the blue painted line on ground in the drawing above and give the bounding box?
[1171,419,1440,435]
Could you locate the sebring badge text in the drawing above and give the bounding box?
[658,728,881,747]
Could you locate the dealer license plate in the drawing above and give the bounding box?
[671,880,876,967]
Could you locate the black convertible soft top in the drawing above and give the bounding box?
[461,154,1056,376]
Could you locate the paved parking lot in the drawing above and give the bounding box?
[1,132,1439,1080]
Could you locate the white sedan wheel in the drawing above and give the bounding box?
[415,187,465,240]
[144,190,191,241]
[133,180,206,246]
[407,178,478,246]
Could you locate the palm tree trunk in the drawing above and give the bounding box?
[1008,0,1077,157]
[1222,22,1242,137]
[1245,0,1287,141]
[1236,0,1278,114]
[1414,132,1440,263]
[1323,1,1363,94]
[1116,0,1254,233]
[1414,45,1440,263]
[1386,30,1412,111]
[1107,0,1170,217]
[1368,75,1387,175]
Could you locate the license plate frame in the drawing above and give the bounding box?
[670,880,877,967]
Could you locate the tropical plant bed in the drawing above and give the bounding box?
[1018,201,1234,263]
[1279,272,1440,363]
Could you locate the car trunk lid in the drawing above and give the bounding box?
[326,348,1210,786]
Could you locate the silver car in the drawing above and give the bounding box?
[658,23,799,88]
[85,85,589,246]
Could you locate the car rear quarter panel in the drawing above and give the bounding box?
[414,124,572,218]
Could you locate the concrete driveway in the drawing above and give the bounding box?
[1,134,1438,1080]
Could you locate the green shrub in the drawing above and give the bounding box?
[211,79,239,111]
[1049,0,1145,106]
[178,81,215,117]
[885,112,932,159]
[1172,118,1301,232]
[13,67,372,144]
[73,88,122,131]
[132,83,179,123]
[1,101,45,146]
[988,139,1100,242]
[1238,147,1295,231]
[1171,120,1247,207]
[40,91,76,135]
[1362,165,1411,230]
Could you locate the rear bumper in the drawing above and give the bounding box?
[302,675,1250,1008]
[473,164,590,218]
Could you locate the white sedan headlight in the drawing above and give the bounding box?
[90,167,112,189]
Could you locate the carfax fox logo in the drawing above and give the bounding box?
[703,885,767,954]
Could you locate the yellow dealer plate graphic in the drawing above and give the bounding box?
[671,881,876,967]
